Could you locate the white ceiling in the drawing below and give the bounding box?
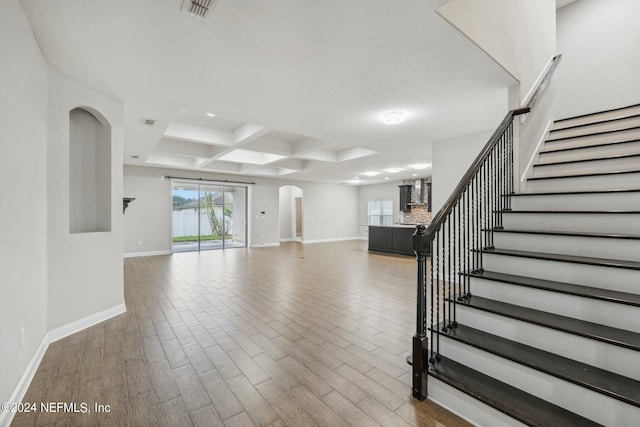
[21,0,517,185]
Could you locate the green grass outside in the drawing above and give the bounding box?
[173,234,232,242]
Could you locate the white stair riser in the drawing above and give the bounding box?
[471,277,640,332]
[428,377,529,427]
[502,212,640,235]
[539,140,640,163]
[544,128,640,151]
[493,233,640,262]
[481,254,640,295]
[526,172,640,192]
[549,117,640,140]
[440,338,640,427]
[553,106,640,130]
[532,156,640,178]
[455,305,640,381]
[511,193,640,211]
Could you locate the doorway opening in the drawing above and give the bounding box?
[279,185,303,243]
[172,180,248,252]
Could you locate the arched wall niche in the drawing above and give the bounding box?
[69,106,112,233]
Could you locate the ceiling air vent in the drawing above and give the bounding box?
[141,118,157,126]
[180,0,218,20]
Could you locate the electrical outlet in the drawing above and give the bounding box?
[19,328,24,348]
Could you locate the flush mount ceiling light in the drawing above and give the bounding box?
[348,179,364,184]
[385,168,403,173]
[412,163,431,170]
[363,171,379,177]
[206,112,216,117]
[381,111,407,125]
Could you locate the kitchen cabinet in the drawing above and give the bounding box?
[399,185,412,212]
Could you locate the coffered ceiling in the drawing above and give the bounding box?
[21,0,518,185]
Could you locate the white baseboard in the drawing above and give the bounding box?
[48,303,126,343]
[123,250,171,258]
[302,237,362,244]
[279,238,296,242]
[0,335,49,427]
[520,118,554,187]
[1,302,126,427]
[250,242,280,248]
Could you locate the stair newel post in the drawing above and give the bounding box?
[412,224,431,400]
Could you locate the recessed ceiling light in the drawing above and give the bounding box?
[412,163,431,170]
[354,176,360,179]
[385,168,403,173]
[206,112,216,117]
[384,177,389,180]
[347,179,364,184]
[381,112,406,125]
[412,173,417,177]
[363,171,379,177]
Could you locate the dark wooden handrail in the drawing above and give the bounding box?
[424,55,562,239]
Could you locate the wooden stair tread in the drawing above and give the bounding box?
[507,188,640,196]
[440,323,640,407]
[554,103,640,124]
[533,152,640,167]
[528,169,640,181]
[501,209,640,214]
[469,270,640,307]
[481,247,640,271]
[550,113,640,133]
[456,295,640,352]
[540,138,640,154]
[489,228,640,240]
[546,125,640,142]
[428,356,603,427]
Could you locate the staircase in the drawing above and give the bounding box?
[424,104,640,426]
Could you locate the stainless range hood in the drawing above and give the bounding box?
[412,179,424,204]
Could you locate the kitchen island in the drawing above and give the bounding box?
[368,224,428,256]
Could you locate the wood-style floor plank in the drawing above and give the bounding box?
[12,241,470,427]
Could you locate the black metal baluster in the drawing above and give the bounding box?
[429,231,435,363]
[509,122,514,207]
[465,189,469,296]
[455,199,460,326]
[447,210,452,329]
[441,219,447,332]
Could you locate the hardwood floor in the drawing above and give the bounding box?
[13,241,470,427]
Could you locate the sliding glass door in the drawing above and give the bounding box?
[172,181,247,252]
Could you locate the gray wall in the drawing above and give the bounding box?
[431,131,492,213]
[556,0,640,118]
[0,0,49,408]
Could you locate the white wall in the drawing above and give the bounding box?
[555,0,640,118]
[47,69,124,331]
[298,183,358,243]
[278,185,303,241]
[124,166,360,253]
[438,0,557,104]
[279,186,293,240]
[0,0,49,408]
[356,181,403,238]
[431,130,493,213]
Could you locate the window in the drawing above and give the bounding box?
[367,200,393,225]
